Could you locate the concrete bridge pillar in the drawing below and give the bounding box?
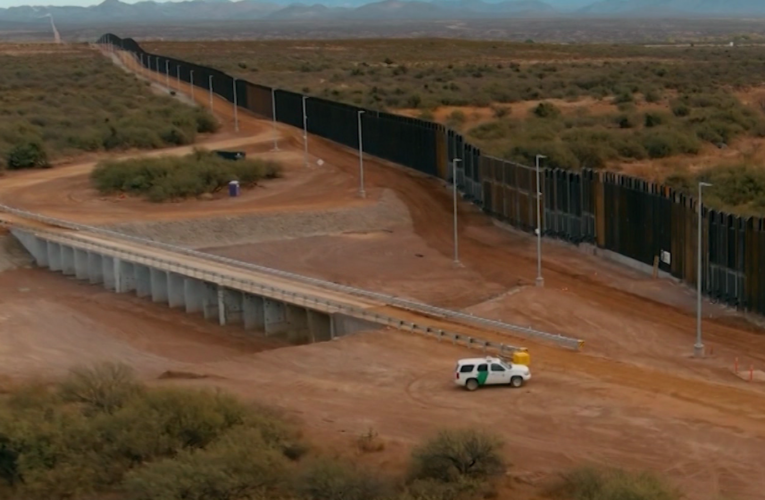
[286,304,310,344]
[220,288,243,325]
[243,293,265,331]
[47,242,62,272]
[202,282,219,321]
[88,252,103,285]
[168,273,185,309]
[102,256,116,290]
[134,264,151,298]
[61,246,75,276]
[184,278,204,314]
[150,268,168,303]
[264,298,289,336]
[116,259,135,293]
[74,249,89,280]
[308,310,332,342]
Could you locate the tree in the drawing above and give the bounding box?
[6,142,49,170]
[408,429,505,483]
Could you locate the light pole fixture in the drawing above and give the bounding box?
[208,75,214,111]
[535,154,547,287]
[357,110,365,198]
[452,158,462,265]
[696,181,713,358]
[271,88,279,151]
[302,95,309,168]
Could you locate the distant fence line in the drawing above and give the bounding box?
[98,34,759,316]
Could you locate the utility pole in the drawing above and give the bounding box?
[452,158,462,265]
[233,78,239,132]
[271,88,279,151]
[696,181,713,358]
[357,110,365,198]
[535,154,547,287]
[209,75,214,111]
[302,95,309,168]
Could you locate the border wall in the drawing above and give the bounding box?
[98,34,757,315]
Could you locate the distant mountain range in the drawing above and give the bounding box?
[3,0,765,24]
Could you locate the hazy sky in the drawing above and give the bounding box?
[0,0,185,6]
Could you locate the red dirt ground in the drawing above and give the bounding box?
[2,46,765,499]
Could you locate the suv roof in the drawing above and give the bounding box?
[457,357,502,365]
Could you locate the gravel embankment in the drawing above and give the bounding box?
[105,189,412,248]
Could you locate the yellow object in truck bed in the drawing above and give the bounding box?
[512,350,530,366]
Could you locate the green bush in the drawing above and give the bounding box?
[6,142,49,170]
[546,466,680,500]
[408,428,505,483]
[123,427,288,500]
[0,363,305,500]
[533,101,561,119]
[639,128,700,158]
[58,362,142,414]
[0,47,219,164]
[90,150,282,202]
[296,458,392,500]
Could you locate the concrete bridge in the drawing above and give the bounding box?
[1,208,583,352]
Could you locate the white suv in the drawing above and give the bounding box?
[454,356,531,391]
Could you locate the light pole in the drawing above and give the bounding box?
[535,154,547,287]
[696,181,712,358]
[209,75,214,111]
[233,78,239,132]
[165,60,169,88]
[140,53,144,69]
[176,65,180,88]
[271,88,279,151]
[357,110,365,198]
[302,95,309,168]
[190,70,195,102]
[452,158,461,265]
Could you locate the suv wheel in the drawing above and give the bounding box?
[466,379,479,391]
[510,376,523,388]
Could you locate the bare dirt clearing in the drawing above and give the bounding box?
[2,45,765,500]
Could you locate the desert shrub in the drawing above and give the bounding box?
[58,362,142,414]
[533,101,561,119]
[123,426,289,500]
[491,105,509,118]
[0,364,304,500]
[90,150,282,202]
[356,428,385,453]
[6,141,49,170]
[639,128,700,158]
[0,47,218,164]
[447,110,467,127]
[643,112,667,128]
[546,466,680,500]
[408,428,505,483]
[296,458,393,500]
[397,478,489,500]
[670,100,690,117]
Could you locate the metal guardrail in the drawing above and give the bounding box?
[10,224,524,356]
[0,203,583,350]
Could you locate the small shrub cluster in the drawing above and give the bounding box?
[0,46,219,170]
[665,163,765,215]
[546,466,680,500]
[90,149,282,202]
